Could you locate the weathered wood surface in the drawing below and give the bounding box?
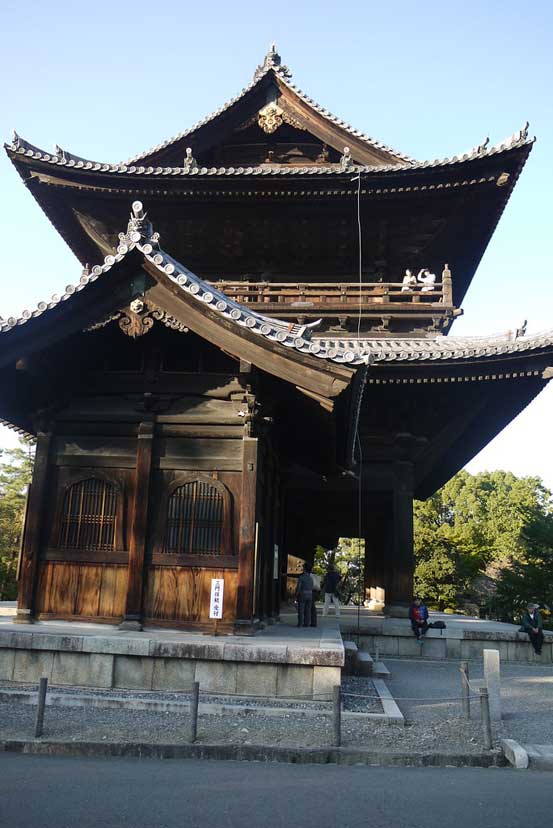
[35,562,127,619]
[123,421,154,623]
[143,567,237,623]
[236,438,258,622]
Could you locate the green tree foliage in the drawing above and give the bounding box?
[413,470,552,612]
[0,442,34,599]
[313,538,364,603]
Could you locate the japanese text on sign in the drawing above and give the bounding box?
[209,578,225,620]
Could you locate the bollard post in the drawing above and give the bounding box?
[460,661,470,720]
[483,649,501,722]
[35,677,48,738]
[332,685,341,748]
[189,681,200,744]
[479,687,493,750]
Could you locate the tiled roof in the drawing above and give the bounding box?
[1,202,551,370]
[121,46,413,167]
[6,124,532,180]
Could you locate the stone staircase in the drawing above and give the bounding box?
[343,640,390,679]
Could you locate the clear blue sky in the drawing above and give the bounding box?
[1,0,552,485]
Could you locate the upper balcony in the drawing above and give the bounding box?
[210,265,460,337]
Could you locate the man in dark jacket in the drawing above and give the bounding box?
[322,564,342,618]
[409,597,429,642]
[295,564,314,628]
[521,602,544,654]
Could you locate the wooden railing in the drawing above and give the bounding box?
[210,265,453,310]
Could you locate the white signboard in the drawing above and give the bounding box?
[273,544,279,580]
[209,578,224,620]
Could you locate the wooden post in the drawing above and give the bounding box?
[15,432,52,624]
[120,421,154,631]
[479,687,493,749]
[332,685,342,747]
[442,264,453,306]
[34,677,48,738]
[189,681,200,743]
[460,661,470,719]
[387,461,414,616]
[236,437,258,628]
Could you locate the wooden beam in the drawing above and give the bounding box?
[120,421,155,630]
[14,432,52,624]
[235,437,258,627]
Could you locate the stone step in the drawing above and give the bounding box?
[355,651,373,677]
[525,745,553,771]
[372,661,390,679]
[343,640,358,675]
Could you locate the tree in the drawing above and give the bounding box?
[413,470,553,612]
[0,441,34,599]
[313,538,364,604]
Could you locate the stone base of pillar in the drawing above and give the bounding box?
[384,602,410,618]
[13,610,34,625]
[119,616,143,631]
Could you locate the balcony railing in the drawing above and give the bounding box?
[210,266,453,311]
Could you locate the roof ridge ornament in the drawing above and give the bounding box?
[253,43,292,82]
[340,146,354,170]
[183,147,198,170]
[118,201,159,250]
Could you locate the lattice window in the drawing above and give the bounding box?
[164,479,229,555]
[58,478,118,551]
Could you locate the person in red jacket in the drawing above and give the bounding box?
[409,597,429,642]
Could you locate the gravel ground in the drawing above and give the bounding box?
[387,658,553,745]
[0,699,486,751]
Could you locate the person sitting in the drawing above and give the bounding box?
[401,269,417,292]
[521,602,544,655]
[409,597,429,642]
[295,564,314,628]
[417,268,436,292]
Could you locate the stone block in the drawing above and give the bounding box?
[88,654,114,688]
[82,636,151,657]
[51,652,91,686]
[397,637,425,657]
[507,641,534,663]
[356,651,373,677]
[32,634,83,653]
[113,656,154,690]
[223,643,287,664]
[235,663,277,697]
[416,637,446,659]
[195,660,237,694]
[152,657,196,691]
[313,666,341,699]
[526,745,553,771]
[148,640,225,661]
[342,641,358,674]
[0,631,14,648]
[446,638,461,660]
[276,664,313,699]
[460,639,486,661]
[13,649,54,683]
[375,635,398,657]
[0,648,15,680]
[11,631,34,649]
[501,739,528,769]
[483,649,501,721]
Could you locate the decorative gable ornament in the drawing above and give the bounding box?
[258,103,285,134]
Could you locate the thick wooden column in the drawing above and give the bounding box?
[386,461,415,616]
[235,437,258,630]
[14,432,52,624]
[120,421,154,631]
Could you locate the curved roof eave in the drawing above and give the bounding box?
[1,201,551,371]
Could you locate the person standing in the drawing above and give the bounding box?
[521,602,544,655]
[409,597,429,642]
[310,570,321,627]
[322,564,341,618]
[295,564,314,628]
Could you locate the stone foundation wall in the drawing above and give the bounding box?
[356,631,553,663]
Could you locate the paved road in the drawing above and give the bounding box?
[1,755,552,828]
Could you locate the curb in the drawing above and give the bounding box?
[0,738,505,768]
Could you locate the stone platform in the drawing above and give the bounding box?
[336,609,553,663]
[0,616,343,699]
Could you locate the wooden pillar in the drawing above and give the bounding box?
[14,432,52,624]
[120,420,154,631]
[236,437,258,629]
[386,461,415,616]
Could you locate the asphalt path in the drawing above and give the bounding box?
[1,755,552,828]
